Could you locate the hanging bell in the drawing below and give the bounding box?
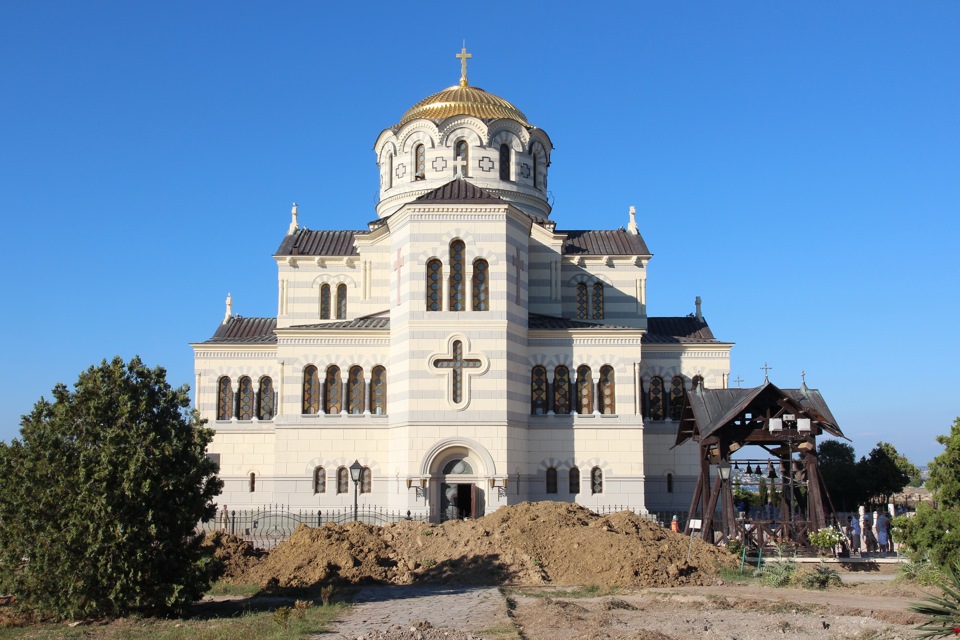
[767,461,777,479]
[745,463,754,476]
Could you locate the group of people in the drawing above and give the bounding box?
[846,510,894,556]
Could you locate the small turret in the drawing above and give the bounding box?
[695,296,703,320]
[287,202,299,235]
[223,293,233,325]
[627,205,638,234]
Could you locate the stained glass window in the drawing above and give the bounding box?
[371,366,386,415]
[577,365,594,414]
[455,140,468,176]
[600,365,615,415]
[449,240,465,311]
[648,376,664,421]
[314,466,326,494]
[258,377,274,420]
[325,366,342,414]
[531,366,547,414]
[472,259,488,311]
[348,366,364,414]
[302,366,320,414]
[361,467,372,494]
[554,366,571,414]
[238,376,254,420]
[592,282,604,319]
[217,376,232,420]
[591,466,603,495]
[669,376,684,420]
[576,283,588,319]
[320,284,331,319]
[336,284,347,319]
[427,259,441,311]
[249,472,256,493]
[499,143,510,180]
[415,143,426,180]
[546,467,558,494]
[337,467,349,494]
[569,467,580,494]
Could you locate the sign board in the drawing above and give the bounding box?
[688,519,702,530]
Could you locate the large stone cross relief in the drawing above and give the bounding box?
[511,247,525,304]
[429,338,486,409]
[393,249,404,306]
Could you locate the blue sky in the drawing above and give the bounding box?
[1,2,957,466]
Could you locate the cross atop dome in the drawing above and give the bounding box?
[456,45,472,87]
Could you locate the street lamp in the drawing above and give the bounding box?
[349,459,363,522]
[718,460,731,537]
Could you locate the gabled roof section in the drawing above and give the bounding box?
[413,179,504,204]
[275,229,361,257]
[202,317,277,344]
[528,313,635,330]
[644,317,719,344]
[284,317,391,331]
[561,229,651,257]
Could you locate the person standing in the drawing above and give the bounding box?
[849,515,861,557]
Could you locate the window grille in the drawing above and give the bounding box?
[531,366,547,414]
[217,377,232,420]
[415,143,426,180]
[258,377,274,420]
[554,366,571,414]
[314,467,326,494]
[427,259,441,311]
[472,259,488,311]
[576,283,588,319]
[361,467,372,494]
[577,365,593,414]
[237,376,254,420]
[336,284,347,319]
[592,282,604,319]
[599,365,615,414]
[591,467,603,495]
[669,376,684,420]
[449,240,465,311]
[648,376,664,421]
[337,467,348,494]
[302,366,320,414]
[325,366,342,414]
[348,366,364,414]
[371,366,386,415]
[320,284,331,319]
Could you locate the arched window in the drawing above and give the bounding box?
[337,467,349,494]
[499,143,510,180]
[217,376,232,421]
[258,376,274,420]
[449,240,465,311]
[576,365,594,414]
[320,284,331,320]
[648,376,664,421]
[472,259,488,311]
[576,283,588,319]
[336,284,347,319]
[249,472,256,493]
[348,366,364,414]
[669,376,684,420]
[325,366,342,414]
[302,366,320,415]
[546,467,558,494]
[667,473,674,493]
[599,365,615,414]
[371,366,387,415]
[591,467,603,495]
[553,366,570,414]
[592,283,604,320]
[427,259,442,311]
[443,458,473,474]
[237,376,254,420]
[691,374,704,390]
[455,140,468,177]
[414,143,426,180]
[569,467,580,494]
[361,467,372,494]
[313,466,326,494]
[531,366,547,415]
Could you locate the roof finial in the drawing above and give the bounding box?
[695,296,703,320]
[627,205,638,234]
[761,362,772,383]
[800,369,810,396]
[223,293,233,325]
[287,202,299,235]
[457,44,472,87]
[733,375,744,388]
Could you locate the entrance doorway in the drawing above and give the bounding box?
[440,482,478,521]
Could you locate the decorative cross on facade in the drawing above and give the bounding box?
[393,249,404,306]
[432,157,447,173]
[511,248,525,304]
[429,339,485,407]
[478,156,494,172]
[454,154,467,177]
[733,375,744,388]
[761,362,772,383]
[456,46,472,87]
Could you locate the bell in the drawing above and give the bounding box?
[767,461,777,479]
[745,463,754,476]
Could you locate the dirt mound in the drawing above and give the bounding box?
[358,620,482,640]
[236,502,734,589]
[203,532,267,582]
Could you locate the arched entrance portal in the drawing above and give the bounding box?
[421,439,496,522]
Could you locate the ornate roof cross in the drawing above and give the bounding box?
[761,362,773,383]
[733,375,744,388]
[393,249,404,306]
[511,247,525,304]
[457,45,472,87]
[430,339,485,407]
[801,369,807,384]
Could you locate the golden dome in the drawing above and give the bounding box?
[398,84,530,127]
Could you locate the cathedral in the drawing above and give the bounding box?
[191,50,733,520]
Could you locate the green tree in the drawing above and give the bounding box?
[0,356,223,619]
[817,440,861,511]
[928,418,960,507]
[857,442,912,506]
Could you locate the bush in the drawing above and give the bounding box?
[794,564,842,590]
[910,561,960,638]
[895,504,960,570]
[0,357,223,619]
[755,560,797,588]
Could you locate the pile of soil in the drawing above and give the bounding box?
[236,502,734,589]
[203,532,267,582]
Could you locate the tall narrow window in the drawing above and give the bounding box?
[455,140,468,177]
[415,143,426,180]
[591,466,603,495]
[531,366,547,415]
[237,376,254,420]
[592,282,604,319]
[320,284,331,319]
[361,467,372,494]
[325,366,342,414]
[371,366,387,415]
[337,467,349,494]
[449,240,465,311]
[249,472,256,493]
[576,365,594,414]
[576,283,588,319]
[669,376,684,420]
[217,377,232,420]
[427,259,442,311]
[348,366,364,414]
[648,376,664,421]
[499,143,510,180]
[546,467,558,494]
[569,467,580,494]
[314,467,326,494]
[554,366,571,414]
[472,259,488,311]
[336,284,347,319]
[667,473,674,493]
[599,365,615,414]
[532,153,538,188]
[302,366,320,414]
[258,376,274,420]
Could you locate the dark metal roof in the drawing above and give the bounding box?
[413,179,504,204]
[643,317,719,344]
[528,313,635,330]
[284,317,391,331]
[203,317,277,344]
[275,229,361,257]
[561,229,651,256]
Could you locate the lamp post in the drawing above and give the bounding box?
[349,459,363,522]
[718,460,731,538]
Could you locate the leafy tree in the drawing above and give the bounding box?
[816,440,862,511]
[857,442,912,506]
[928,418,960,507]
[0,356,223,619]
